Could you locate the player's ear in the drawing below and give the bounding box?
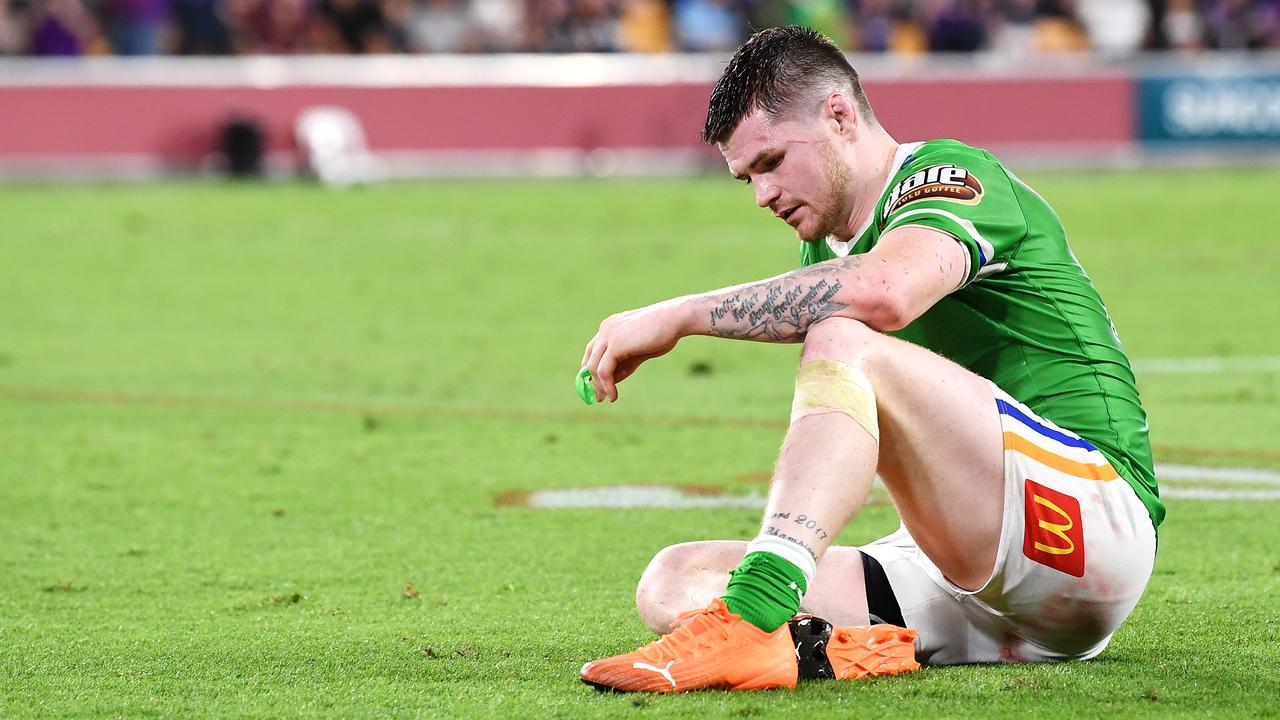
[824,93,858,137]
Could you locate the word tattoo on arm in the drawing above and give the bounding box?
[703,259,856,342]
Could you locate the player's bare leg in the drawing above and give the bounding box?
[578,347,916,692]
[687,315,1003,620]
[581,316,1001,691]
[623,317,1006,653]
[801,317,1006,588]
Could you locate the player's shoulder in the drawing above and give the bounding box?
[889,139,1008,189]
[900,138,1002,170]
[878,139,1012,225]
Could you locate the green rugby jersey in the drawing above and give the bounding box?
[801,139,1163,530]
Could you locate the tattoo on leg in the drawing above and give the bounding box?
[792,514,829,541]
[763,525,818,561]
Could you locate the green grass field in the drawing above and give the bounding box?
[1,171,1278,718]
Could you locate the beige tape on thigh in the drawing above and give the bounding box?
[789,359,879,442]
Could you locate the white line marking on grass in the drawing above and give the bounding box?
[527,486,766,509]
[1133,356,1280,374]
[1160,487,1280,501]
[524,464,1280,508]
[1156,464,1280,485]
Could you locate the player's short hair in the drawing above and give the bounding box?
[702,26,876,145]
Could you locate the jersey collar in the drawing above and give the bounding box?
[825,141,925,258]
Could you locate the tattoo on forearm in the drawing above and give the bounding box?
[702,258,856,341]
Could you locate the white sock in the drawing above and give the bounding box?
[745,534,817,591]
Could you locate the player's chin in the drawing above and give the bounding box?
[793,219,826,243]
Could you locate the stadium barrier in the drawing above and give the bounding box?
[1,54,1278,181]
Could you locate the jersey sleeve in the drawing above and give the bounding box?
[877,150,1026,286]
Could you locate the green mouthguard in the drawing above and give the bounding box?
[576,367,595,405]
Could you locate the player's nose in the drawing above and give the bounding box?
[755,181,780,209]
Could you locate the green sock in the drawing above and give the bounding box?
[719,551,809,632]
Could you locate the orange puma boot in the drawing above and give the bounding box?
[825,623,920,679]
[580,599,797,693]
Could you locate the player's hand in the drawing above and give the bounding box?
[581,299,689,402]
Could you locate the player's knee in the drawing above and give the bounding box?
[800,317,879,367]
[793,319,881,441]
[635,542,711,634]
[635,544,689,632]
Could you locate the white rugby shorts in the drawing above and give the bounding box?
[857,383,1157,665]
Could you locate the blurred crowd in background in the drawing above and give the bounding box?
[1,0,1278,58]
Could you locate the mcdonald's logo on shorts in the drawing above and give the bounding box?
[1022,479,1085,577]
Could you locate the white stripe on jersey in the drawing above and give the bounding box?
[883,207,997,265]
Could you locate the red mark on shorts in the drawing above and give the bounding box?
[1023,479,1085,578]
[999,631,1025,663]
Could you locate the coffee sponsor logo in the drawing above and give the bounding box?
[1022,479,1085,577]
[881,164,984,221]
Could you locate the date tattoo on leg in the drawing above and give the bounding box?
[764,511,832,561]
